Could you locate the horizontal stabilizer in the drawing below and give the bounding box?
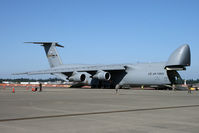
[24,42,64,48]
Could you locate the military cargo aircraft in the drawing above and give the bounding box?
[15,42,191,89]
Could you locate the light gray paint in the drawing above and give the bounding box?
[14,43,191,88]
[166,44,191,67]
[25,42,63,68]
[120,63,170,86]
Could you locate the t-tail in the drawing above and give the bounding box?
[25,42,64,68]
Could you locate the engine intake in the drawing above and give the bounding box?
[93,70,111,81]
[69,72,86,82]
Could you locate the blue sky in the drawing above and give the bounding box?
[0,0,198,79]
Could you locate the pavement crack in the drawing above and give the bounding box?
[0,104,199,122]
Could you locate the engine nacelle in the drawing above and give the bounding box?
[93,70,111,81]
[81,72,92,84]
[69,72,86,82]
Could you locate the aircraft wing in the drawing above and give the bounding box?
[13,64,127,75]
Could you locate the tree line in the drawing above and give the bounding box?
[0,78,64,83]
[186,79,199,84]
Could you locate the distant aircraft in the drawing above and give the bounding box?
[15,42,191,89]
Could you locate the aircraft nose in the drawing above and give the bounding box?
[166,44,191,67]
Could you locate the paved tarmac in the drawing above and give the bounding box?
[0,87,199,133]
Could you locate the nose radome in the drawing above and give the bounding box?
[166,44,191,67]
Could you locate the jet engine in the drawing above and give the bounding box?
[93,70,111,81]
[69,72,86,82]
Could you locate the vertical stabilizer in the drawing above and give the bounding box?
[25,42,64,68]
